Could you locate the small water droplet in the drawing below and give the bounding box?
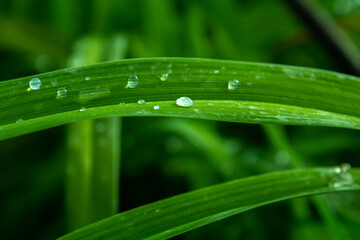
[153,105,160,110]
[29,78,41,90]
[167,63,172,73]
[85,76,91,81]
[213,70,219,74]
[228,79,239,90]
[138,99,146,104]
[329,163,354,188]
[247,82,253,86]
[16,118,23,123]
[221,66,226,70]
[119,102,125,105]
[176,96,194,108]
[80,107,86,112]
[56,87,67,98]
[160,73,168,81]
[127,74,138,88]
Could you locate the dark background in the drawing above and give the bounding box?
[0,0,360,239]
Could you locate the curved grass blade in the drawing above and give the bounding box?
[58,167,360,240]
[1,58,360,140]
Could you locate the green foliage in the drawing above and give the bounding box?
[1,0,360,239]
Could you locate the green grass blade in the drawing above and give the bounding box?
[58,167,360,240]
[1,58,360,140]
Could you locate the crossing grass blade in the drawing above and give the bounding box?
[1,58,360,140]
[58,167,360,240]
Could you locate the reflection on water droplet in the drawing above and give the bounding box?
[228,79,239,90]
[85,76,91,81]
[176,96,193,108]
[213,70,219,74]
[16,118,23,123]
[127,74,138,88]
[29,78,41,90]
[153,105,160,110]
[79,87,110,102]
[80,107,86,112]
[329,163,354,188]
[138,99,146,104]
[160,73,168,81]
[57,87,67,98]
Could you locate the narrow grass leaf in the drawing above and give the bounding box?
[58,167,360,240]
[1,58,360,140]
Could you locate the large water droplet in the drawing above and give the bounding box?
[176,96,193,108]
[127,74,138,88]
[160,73,168,81]
[29,78,41,90]
[228,79,239,90]
[79,87,110,102]
[329,163,354,188]
[138,99,146,104]
[57,87,67,99]
[153,105,160,110]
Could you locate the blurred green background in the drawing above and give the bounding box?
[0,0,360,239]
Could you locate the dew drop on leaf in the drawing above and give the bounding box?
[228,79,239,90]
[160,73,168,81]
[85,76,91,81]
[176,96,194,108]
[16,118,23,123]
[80,107,86,112]
[127,74,138,88]
[56,87,67,98]
[138,99,146,104]
[29,78,41,90]
[328,163,354,188]
[153,105,160,110]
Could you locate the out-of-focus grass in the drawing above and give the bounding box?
[0,0,359,239]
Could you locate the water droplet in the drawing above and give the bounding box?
[16,118,23,123]
[213,70,219,74]
[329,163,354,188]
[247,82,253,86]
[85,76,91,81]
[167,63,172,73]
[160,73,168,81]
[153,105,160,110]
[79,87,110,102]
[29,78,41,90]
[228,79,239,90]
[119,102,125,105]
[221,66,226,70]
[56,87,67,99]
[138,99,146,104]
[176,97,194,108]
[127,74,138,88]
[80,107,86,112]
